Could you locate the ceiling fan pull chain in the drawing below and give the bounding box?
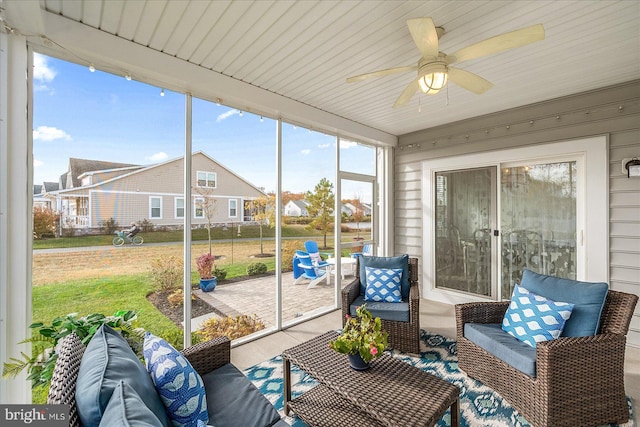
[418,93,422,113]
[446,84,450,106]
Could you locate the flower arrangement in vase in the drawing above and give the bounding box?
[196,253,217,292]
[329,305,388,370]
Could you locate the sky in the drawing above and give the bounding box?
[33,54,375,202]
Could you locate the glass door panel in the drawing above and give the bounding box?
[500,162,577,297]
[435,167,494,296]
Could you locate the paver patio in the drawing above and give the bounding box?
[194,271,353,329]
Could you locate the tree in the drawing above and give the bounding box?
[351,197,365,238]
[247,194,277,255]
[306,178,335,248]
[193,186,217,255]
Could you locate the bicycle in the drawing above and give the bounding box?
[113,230,144,246]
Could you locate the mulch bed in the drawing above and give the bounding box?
[147,272,282,327]
[147,290,215,327]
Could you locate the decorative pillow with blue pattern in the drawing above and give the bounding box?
[143,333,208,427]
[502,284,575,348]
[364,267,403,303]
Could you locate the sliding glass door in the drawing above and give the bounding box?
[500,161,577,297]
[434,167,495,296]
[431,159,579,300]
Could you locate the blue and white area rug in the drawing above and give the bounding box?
[244,330,634,427]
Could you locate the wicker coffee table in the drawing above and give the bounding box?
[282,331,460,427]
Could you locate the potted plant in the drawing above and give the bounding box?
[196,253,217,292]
[329,305,388,370]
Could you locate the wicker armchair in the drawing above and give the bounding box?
[456,290,638,427]
[47,333,232,427]
[342,257,420,354]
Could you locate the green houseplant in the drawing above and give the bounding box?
[329,305,388,369]
[2,310,143,389]
[196,253,217,292]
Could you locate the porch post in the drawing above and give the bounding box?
[0,33,32,403]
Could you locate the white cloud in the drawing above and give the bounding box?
[318,143,331,149]
[33,54,57,83]
[216,109,241,122]
[301,149,312,155]
[33,126,71,142]
[33,159,43,167]
[340,140,358,149]
[148,152,168,162]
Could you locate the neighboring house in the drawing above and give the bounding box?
[342,201,372,217]
[284,199,309,217]
[46,152,265,230]
[33,181,60,209]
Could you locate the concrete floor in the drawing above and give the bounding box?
[231,299,640,424]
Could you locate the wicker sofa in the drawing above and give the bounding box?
[342,256,420,354]
[47,332,288,427]
[456,288,638,427]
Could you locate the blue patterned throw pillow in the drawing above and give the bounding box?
[364,267,403,302]
[502,285,575,348]
[144,333,208,427]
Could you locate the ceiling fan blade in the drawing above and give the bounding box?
[448,67,493,94]
[346,66,417,83]
[393,79,419,108]
[407,17,439,59]
[448,24,545,64]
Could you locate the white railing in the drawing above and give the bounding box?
[62,215,89,228]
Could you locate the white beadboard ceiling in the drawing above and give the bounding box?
[5,0,640,138]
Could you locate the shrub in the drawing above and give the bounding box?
[139,218,154,233]
[33,206,59,239]
[167,289,195,307]
[158,329,202,351]
[196,253,216,279]
[100,217,119,235]
[197,314,265,341]
[149,255,184,292]
[281,240,304,272]
[213,266,227,281]
[247,262,267,275]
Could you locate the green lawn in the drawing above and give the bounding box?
[32,274,179,335]
[32,223,347,249]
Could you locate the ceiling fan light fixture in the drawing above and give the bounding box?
[418,61,448,94]
[419,71,448,94]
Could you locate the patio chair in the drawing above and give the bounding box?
[350,243,373,258]
[304,240,332,264]
[293,250,330,289]
[456,271,639,427]
[342,255,420,354]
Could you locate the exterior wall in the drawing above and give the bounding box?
[82,152,264,228]
[395,80,640,347]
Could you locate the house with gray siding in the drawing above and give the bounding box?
[48,152,265,230]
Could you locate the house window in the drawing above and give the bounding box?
[175,197,184,219]
[150,197,162,219]
[229,199,238,218]
[194,197,204,218]
[197,171,216,188]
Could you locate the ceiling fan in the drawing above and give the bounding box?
[346,18,545,107]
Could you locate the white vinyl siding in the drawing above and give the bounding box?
[149,196,162,219]
[175,197,184,219]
